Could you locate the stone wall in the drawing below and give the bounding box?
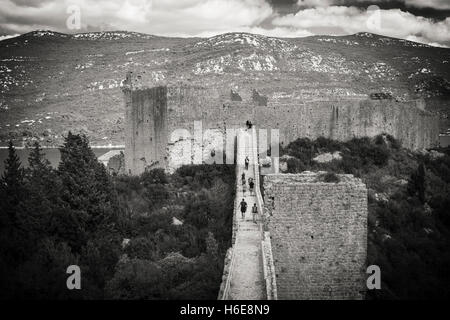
[218,139,240,300]
[263,173,367,300]
[229,98,439,151]
[253,127,277,300]
[123,73,439,175]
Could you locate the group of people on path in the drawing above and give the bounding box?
[239,199,258,224]
[239,154,258,223]
[241,172,255,196]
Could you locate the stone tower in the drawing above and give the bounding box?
[263,172,368,299]
[123,72,168,175]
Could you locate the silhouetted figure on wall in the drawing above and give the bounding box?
[249,178,255,196]
[252,203,258,223]
[239,199,248,220]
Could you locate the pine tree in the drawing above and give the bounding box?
[20,141,59,241]
[0,140,25,225]
[58,132,118,241]
[0,140,27,290]
[1,140,24,194]
[26,141,56,195]
[28,141,51,172]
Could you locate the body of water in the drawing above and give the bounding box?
[0,147,124,173]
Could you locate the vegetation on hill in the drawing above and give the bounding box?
[281,134,450,299]
[0,133,235,299]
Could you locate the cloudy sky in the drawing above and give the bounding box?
[0,0,449,47]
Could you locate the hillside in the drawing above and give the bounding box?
[0,30,449,147]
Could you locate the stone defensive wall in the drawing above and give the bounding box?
[263,173,368,299]
[253,128,277,300]
[217,132,241,300]
[123,72,439,174]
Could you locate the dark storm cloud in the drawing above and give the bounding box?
[9,0,53,7]
[0,0,66,35]
[268,1,450,19]
[267,0,299,14]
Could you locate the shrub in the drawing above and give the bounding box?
[386,134,401,150]
[320,172,340,183]
[141,169,167,186]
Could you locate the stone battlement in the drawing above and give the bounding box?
[264,172,366,185]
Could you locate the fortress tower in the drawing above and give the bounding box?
[123,73,169,175]
[263,173,368,299]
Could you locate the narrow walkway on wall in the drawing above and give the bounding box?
[228,129,265,300]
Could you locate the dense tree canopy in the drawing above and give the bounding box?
[0,133,235,299]
[3,131,447,299]
[282,135,450,299]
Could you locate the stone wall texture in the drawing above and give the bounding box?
[263,173,367,300]
[123,73,439,174]
[124,85,168,175]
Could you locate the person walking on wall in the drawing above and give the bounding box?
[239,199,248,220]
[252,203,258,224]
[249,178,255,196]
[245,156,249,170]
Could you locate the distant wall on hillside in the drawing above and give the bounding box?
[123,73,439,174]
